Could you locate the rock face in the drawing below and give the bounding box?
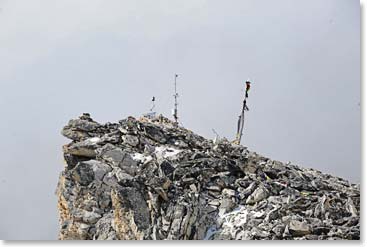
[56,113,360,240]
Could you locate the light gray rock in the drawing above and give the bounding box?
[115,169,134,183]
[63,138,101,158]
[74,209,102,224]
[288,220,311,237]
[346,197,358,217]
[82,160,111,181]
[61,114,101,141]
[122,134,139,147]
[246,186,269,204]
[101,148,125,167]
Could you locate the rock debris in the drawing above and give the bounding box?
[56,113,360,240]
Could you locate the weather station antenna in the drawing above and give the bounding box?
[234,80,252,145]
[172,74,179,126]
[142,96,157,120]
[150,96,156,112]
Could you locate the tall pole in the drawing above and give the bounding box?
[238,98,247,144]
[235,81,251,144]
[173,74,179,124]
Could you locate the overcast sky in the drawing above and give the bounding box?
[0,0,360,240]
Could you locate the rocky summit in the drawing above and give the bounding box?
[56,113,360,240]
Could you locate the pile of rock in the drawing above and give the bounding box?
[57,113,360,240]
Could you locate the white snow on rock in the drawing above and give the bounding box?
[217,206,249,239]
[217,206,272,239]
[86,137,101,144]
[155,146,182,159]
[132,153,153,164]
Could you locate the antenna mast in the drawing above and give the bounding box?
[173,74,179,124]
[150,96,156,112]
[234,80,251,145]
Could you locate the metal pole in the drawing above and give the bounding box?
[238,100,246,144]
[175,74,177,97]
[236,90,249,144]
[173,74,179,124]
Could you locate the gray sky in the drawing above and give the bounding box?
[0,0,360,240]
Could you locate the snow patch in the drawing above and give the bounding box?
[155,146,182,159]
[219,206,249,235]
[132,153,153,164]
[87,137,101,144]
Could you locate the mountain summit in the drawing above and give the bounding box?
[56,113,360,240]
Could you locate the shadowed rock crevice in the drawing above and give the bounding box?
[56,113,360,240]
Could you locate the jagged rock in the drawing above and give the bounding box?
[102,172,119,187]
[74,209,102,224]
[115,170,134,184]
[246,185,269,204]
[119,153,139,175]
[346,197,358,217]
[56,114,360,240]
[288,220,311,237]
[84,160,111,181]
[71,162,95,186]
[61,113,101,141]
[100,146,125,167]
[219,189,237,216]
[94,213,117,240]
[143,124,167,144]
[122,134,139,147]
[63,137,101,158]
[272,224,286,237]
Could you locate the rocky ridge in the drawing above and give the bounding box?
[56,113,360,240]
